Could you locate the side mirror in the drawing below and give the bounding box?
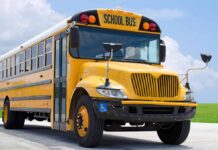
[70,27,79,48]
[201,53,212,63]
[103,43,122,52]
[159,40,166,63]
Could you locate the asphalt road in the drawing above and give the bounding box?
[0,120,218,150]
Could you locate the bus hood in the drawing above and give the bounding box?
[81,61,179,77]
[80,61,185,101]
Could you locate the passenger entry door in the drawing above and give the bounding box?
[54,33,67,131]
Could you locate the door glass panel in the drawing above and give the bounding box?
[62,37,67,77]
[61,82,66,122]
[55,40,60,78]
[54,83,60,122]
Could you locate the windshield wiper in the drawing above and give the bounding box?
[95,57,152,64]
[118,58,151,64]
[95,57,109,61]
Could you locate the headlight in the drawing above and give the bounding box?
[185,90,194,101]
[96,88,127,99]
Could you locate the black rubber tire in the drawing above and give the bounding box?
[15,112,26,129]
[157,120,191,145]
[2,101,16,129]
[73,95,104,147]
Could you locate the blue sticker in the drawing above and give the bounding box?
[98,102,108,112]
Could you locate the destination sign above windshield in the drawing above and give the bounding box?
[103,14,136,27]
[98,10,141,31]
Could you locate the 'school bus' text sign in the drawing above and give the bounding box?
[98,9,142,31]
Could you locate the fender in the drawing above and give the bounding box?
[75,76,105,98]
[75,76,125,98]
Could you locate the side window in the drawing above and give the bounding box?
[15,54,19,75]
[46,38,52,66]
[38,41,45,68]
[2,60,6,79]
[25,48,31,72]
[19,52,25,73]
[0,62,2,80]
[31,45,37,70]
[6,58,10,78]
[10,56,15,76]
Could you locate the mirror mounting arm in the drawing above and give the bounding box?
[185,63,208,89]
[102,43,122,87]
[184,53,212,90]
[105,49,114,87]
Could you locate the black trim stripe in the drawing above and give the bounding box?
[0,79,52,92]
[10,108,50,113]
[11,95,51,101]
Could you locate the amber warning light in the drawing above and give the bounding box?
[143,22,157,31]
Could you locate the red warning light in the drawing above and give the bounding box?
[149,23,156,31]
[80,14,89,23]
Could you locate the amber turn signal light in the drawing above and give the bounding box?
[143,22,150,30]
[88,15,96,24]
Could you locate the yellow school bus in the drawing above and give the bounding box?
[0,9,199,147]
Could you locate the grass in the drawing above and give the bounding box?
[0,104,217,123]
[192,103,218,123]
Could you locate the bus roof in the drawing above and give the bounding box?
[0,17,69,61]
[0,9,161,61]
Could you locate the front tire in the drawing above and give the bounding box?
[73,95,104,147]
[157,120,191,145]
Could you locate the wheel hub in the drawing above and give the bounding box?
[3,106,8,124]
[76,106,89,137]
[77,113,84,129]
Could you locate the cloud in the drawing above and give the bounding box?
[163,36,218,93]
[0,0,65,54]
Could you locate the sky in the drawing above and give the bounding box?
[0,0,217,103]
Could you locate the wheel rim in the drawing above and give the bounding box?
[3,105,8,124]
[76,105,89,137]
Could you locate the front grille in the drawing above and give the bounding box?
[158,75,179,97]
[131,73,179,98]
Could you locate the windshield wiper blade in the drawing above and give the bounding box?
[95,57,108,61]
[121,58,151,64]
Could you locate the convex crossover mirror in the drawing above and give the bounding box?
[160,40,166,63]
[201,53,212,63]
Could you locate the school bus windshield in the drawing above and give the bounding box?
[72,26,161,64]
